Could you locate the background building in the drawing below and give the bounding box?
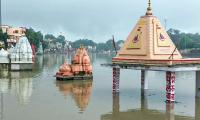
[1,25,26,47]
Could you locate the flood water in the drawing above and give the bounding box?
[0,54,199,120]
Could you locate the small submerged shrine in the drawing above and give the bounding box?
[56,46,93,80]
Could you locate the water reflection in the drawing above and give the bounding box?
[56,80,93,112]
[0,54,199,120]
[0,71,34,105]
[33,55,44,70]
[0,71,10,94]
[15,77,33,104]
[43,54,66,68]
[101,92,194,120]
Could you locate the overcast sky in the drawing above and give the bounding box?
[2,0,200,42]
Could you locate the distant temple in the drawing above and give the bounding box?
[112,0,184,65]
[10,37,33,62]
[9,37,33,70]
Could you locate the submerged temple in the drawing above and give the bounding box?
[56,46,92,79]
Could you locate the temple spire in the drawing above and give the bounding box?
[146,0,153,16]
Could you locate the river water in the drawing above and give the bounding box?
[0,54,199,120]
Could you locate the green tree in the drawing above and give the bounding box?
[72,39,97,49]
[179,34,193,50]
[44,34,56,41]
[0,29,9,49]
[56,35,65,46]
[167,28,200,50]
[25,28,43,51]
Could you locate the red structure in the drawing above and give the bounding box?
[113,68,120,93]
[56,46,93,80]
[31,44,36,57]
[166,71,175,103]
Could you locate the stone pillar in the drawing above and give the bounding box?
[141,89,148,110]
[141,70,148,90]
[113,67,120,93]
[195,98,200,120]
[166,71,175,103]
[113,92,120,117]
[166,103,175,120]
[196,71,200,98]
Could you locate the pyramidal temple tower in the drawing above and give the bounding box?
[113,0,182,64]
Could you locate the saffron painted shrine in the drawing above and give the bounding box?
[56,46,93,80]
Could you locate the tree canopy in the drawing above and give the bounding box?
[167,28,200,50]
[0,29,9,49]
[71,39,97,49]
[44,34,56,41]
[25,28,43,51]
[56,35,65,45]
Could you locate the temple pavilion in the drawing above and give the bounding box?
[102,0,200,103]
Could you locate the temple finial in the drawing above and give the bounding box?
[148,0,151,8]
[146,0,153,16]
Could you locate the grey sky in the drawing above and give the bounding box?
[2,0,200,42]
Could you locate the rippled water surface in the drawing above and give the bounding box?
[0,54,199,120]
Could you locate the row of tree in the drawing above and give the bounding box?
[25,28,66,51]
[1,28,200,52]
[24,28,200,53]
[25,28,124,52]
[25,28,43,51]
[70,39,124,52]
[167,29,200,50]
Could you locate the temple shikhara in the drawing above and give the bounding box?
[112,0,200,66]
[56,46,93,80]
[0,36,34,71]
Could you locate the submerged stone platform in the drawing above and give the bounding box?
[55,75,93,81]
[11,61,33,71]
[102,62,200,72]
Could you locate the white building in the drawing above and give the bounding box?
[10,37,33,62]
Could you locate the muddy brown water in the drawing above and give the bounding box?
[0,54,198,120]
